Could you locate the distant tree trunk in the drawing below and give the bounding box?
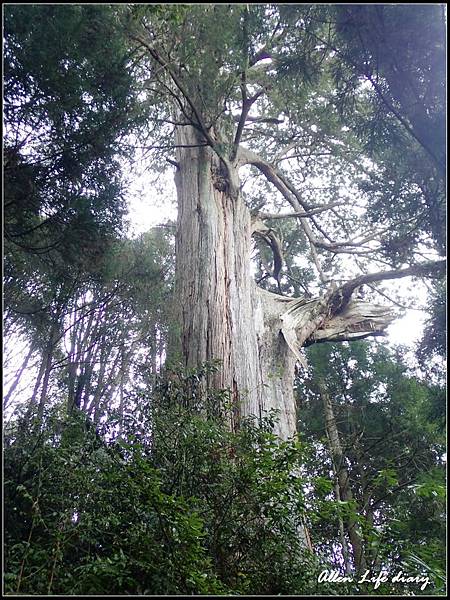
[334,479,352,576]
[118,338,127,434]
[89,337,108,424]
[35,322,59,424]
[151,324,158,376]
[3,343,35,409]
[319,381,367,573]
[30,350,48,409]
[67,303,96,414]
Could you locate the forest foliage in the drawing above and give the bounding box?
[5,353,446,595]
[3,3,446,596]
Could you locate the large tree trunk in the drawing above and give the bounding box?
[173,125,395,440]
[173,125,314,552]
[174,125,298,438]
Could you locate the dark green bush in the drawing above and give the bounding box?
[4,365,322,595]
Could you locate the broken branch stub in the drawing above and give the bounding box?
[276,293,395,361]
[305,301,395,345]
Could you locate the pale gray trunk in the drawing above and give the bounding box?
[173,124,395,440]
[173,125,297,438]
[172,126,396,556]
[173,125,310,550]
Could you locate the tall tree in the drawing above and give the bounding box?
[3,4,147,422]
[4,3,446,437]
[123,4,445,438]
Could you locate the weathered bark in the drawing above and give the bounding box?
[174,126,384,554]
[174,125,300,437]
[174,125,395,556]
[173,125,397,440]
[173,130,313,553]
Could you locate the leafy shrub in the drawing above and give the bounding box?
[4,365,323,595]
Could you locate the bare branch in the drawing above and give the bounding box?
[130,33,217,150]
[232,90,265,160]
[235,115,284,125]
[274,151,334,163]
[236,146,412,264]
[237,147,332,282]
[328,260,446,315]
[256,202,346,221]
[366,283,425,312]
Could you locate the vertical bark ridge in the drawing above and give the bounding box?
[174,125,301,439]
